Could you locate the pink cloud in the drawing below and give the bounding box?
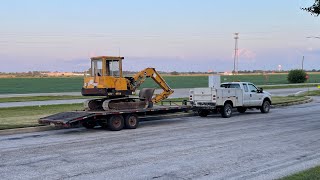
[232,48,256,62]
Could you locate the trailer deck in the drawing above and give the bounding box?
[39,104,191,130]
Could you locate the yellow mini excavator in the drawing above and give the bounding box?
[82,56,174,111]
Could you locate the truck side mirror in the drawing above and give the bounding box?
[258,88,263,93]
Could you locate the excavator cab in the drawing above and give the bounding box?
[90,56,123,77]
[82,56,134,97]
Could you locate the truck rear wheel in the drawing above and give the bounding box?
[237,107,247,113]
[260,100,270,113]
[108,115,124,131]
[198,110,209,117]
[221,103,232,118]
[124,114,139,129]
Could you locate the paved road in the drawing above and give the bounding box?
[0,87,318,108]
[1,97,320,179]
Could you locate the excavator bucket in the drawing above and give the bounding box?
[139,88,155,101]
[139,88,156,108]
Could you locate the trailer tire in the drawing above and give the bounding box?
[260,100,270,113]
[237,107,247,113]
[198,110,209,117]
[82,121,96,129]
[124,114,139,129]
[108,115,124,131]
[221,103,232,118]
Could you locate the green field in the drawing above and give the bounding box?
[1,74,320,94]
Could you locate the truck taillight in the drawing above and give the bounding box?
[212,95,216,100]
[189,95,193,101]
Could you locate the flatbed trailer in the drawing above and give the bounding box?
[39,102,191,131]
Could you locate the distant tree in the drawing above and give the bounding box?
[170,71,179,75]
[287,69,307,83]
[312,69,317,72]
[302,0,320,16]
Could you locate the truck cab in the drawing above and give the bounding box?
[190,82,272,118]
[221,82,271,107]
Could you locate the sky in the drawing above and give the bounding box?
[0,0,319,72]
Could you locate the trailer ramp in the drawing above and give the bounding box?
[39,111,95,127]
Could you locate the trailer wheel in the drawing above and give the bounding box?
[260,100,270,113]
[108,115,124,131]
[82,121,96,129]
[198,110,209,117]
[237,107,247,113]
[124,114,139,129]
[221,103,232,118]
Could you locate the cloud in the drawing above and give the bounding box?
[238,49,256,60]
[231,48,256,62]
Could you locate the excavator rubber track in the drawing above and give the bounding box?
[84,88,155,111]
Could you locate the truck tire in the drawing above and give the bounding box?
[108,115,124,131]
[198,110,209,117]
[82,121,96,129]
[260,100,270,113]
[221,103,232,118]
[124,114,139,129]
[237,107,247,113]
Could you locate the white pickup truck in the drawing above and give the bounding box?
[189,82,272,118]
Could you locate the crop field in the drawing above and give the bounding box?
[1,73,320,94]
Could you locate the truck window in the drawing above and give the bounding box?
[243,83,249,92]
[220,84,240,88]
[230,84,240,88]
[220,84,229,88]
[248,84,258,92]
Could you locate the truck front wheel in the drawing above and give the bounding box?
[221,103,232,118]
[198,110,209,117]
[260,101,270,113]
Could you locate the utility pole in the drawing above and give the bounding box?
[302,56,305,70]
[234,33,239,75]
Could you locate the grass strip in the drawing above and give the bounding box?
[262,84,320,90]
[0,96,103,103]
[279,165,320,180]
[299,89,320,96]
[0,104,83,130]
[272,96,309,105]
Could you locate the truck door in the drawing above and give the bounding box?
[248,83,263,106]
[242,83,251,106]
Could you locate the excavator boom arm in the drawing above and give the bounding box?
[132,68,174,103]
